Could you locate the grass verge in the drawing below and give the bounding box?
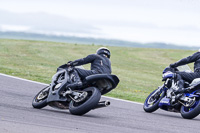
[0,39,195,103]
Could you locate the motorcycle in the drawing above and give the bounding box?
[144,65,200,119]
[32,64,119,115]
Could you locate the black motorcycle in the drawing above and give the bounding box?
[32,64,119,115]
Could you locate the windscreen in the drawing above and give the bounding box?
[177,65,192,72]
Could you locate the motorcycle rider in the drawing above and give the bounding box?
[170,49,200,95]
[66,47,111,90]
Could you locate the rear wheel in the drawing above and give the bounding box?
[143,88,165,113]
[69,87,101,115]
[32,86,49,109]
[180,97,200,119]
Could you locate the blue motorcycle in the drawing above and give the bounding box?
[143,65,200,119]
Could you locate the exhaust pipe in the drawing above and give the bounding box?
[93,100,110,109]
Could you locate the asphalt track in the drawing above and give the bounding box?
[1,73,200,133]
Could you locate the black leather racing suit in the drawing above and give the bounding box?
[71,54,111,79]
[170,51,200,92]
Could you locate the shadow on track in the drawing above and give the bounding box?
[42,108,107,119]
[142,111,200,121]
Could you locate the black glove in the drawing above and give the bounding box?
[169,63,176,68]
[67,61,73,66]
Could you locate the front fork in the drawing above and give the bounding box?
[156,84,166,96]
[147,85,165,105]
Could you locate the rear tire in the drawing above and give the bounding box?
[143,89,164,113]
[69,87,101,115]
[180,98,200,119]
[32,86,49,109]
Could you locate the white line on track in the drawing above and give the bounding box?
[0,73,143,105]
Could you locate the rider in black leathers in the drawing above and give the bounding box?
[66,47,111,89]
[170,50,200,94]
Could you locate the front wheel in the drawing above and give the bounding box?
[32,86,49,109]
[143,88,165,113]
[69,87,101,115]
[180,97,200,119]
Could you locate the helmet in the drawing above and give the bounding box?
[96,47,111,58]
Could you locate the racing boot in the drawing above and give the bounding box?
[173,75,186,97]
[66,70,82,90]
[174,88,186,95]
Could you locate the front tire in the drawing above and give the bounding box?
[32,86,49,109]
[180,98,200,119]
[69,87,101,115]
[143,88,165,113]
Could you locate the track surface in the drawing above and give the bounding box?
[1,74,200,133]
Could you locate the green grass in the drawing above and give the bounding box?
[0,39,195,103]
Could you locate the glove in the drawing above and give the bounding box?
[169,63,176,68]
[67,61,73,66]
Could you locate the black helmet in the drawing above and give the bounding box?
[96,47,111,58]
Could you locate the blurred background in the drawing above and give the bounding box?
[0,0,199,48]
